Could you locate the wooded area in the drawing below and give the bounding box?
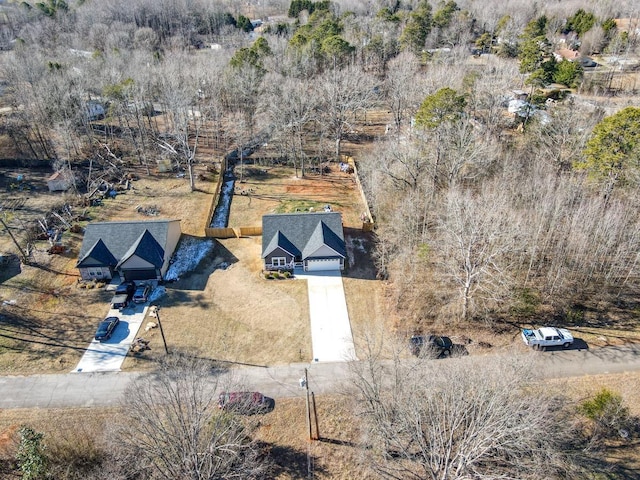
[1,0,640,476]
[1,0,639,329]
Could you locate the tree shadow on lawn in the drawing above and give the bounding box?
[343,229,379,281]
[0,254,21,284]
[262,443,328,478]
[164,239,238,292]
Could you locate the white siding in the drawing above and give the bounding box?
[161,220,182,276]
[120,256,155,269]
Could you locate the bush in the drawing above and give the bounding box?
[17,426,47,480]
[579,388,632,443]
[282,271,292,278]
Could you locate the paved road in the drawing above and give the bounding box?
[1,344,640,409]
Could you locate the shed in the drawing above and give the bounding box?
[47,170,73,192]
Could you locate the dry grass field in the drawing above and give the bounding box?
[1,370,638,479]
[0,151,378,372]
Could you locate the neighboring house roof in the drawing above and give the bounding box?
[554,48,579,61]
[116,229,165,269]
[262,212,346,260]
[76,220,178,268]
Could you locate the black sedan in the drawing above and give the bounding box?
[94,316,120,341]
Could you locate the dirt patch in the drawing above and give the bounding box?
[227,165,365,229]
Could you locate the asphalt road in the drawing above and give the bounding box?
[1,344,640,409]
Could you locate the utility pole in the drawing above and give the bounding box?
[311,392,320,441]
[153,306,169,354]
[304,368,312,441]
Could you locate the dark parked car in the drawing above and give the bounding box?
[218,391,275,414]
[95,316,120,341]
[115,281,136,299]
[133,284,151,304]
[410,335,453,358]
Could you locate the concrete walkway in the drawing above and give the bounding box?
[296,270,357,362]
[73,303,148,373]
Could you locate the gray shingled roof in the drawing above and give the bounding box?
[76,220,177,268]
[262,212,346,259]
[116,229,165,269]
[262,231,300,258]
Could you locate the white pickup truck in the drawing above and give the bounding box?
[521,327,574,349]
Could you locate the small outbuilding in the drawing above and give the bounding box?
[47,170,73,192]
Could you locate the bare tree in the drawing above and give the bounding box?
[385,51,423,133]
[351,353,575,480]
[262,73,318,177]
[316,64,377,160]
[434,185,521,321]
[110,354,266,480]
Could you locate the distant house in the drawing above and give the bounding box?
[262,212,346,272]
[76,220,181,281]
[47,170,73,192]
[85,101,105,121]
[553,48,580,62]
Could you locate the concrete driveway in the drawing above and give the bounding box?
[73,302,148,373]
[296,270,357,362]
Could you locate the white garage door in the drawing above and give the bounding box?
[306,259,341,271]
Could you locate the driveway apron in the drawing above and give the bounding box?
[297,270,357,362]
[73,303,148,373]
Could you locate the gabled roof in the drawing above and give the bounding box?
[116,229,165,268]
[76,220,178,268]
[262,230,300,258]
[76,238,118,267]
[262,212,345,260]
[302,220,347,258]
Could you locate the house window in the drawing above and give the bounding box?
[272,257,287,267]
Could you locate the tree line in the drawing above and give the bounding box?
[1,1,640,326]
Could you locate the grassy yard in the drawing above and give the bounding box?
[227,165,365,229]
[123,236,312,369]
[1,159,376,372]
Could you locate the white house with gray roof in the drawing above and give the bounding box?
[76,219,181,282]
[261,212,346,272]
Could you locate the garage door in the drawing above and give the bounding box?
[306,259,341,272]
[123,269,157,281]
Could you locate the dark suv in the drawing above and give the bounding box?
[115,281,136,299]
[410,335,453,358]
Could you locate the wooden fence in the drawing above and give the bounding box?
[203,156,374,238]
[204,227,236,238]
[345,156,375,231]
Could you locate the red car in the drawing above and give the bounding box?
[218,391,275,414]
